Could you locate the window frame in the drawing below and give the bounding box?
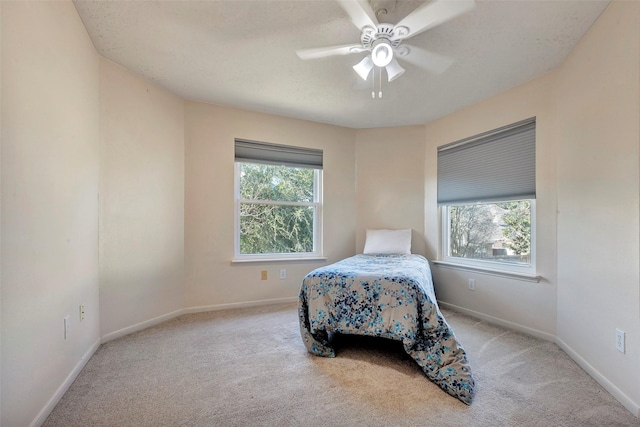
[436,118,538,280]
[233,161,324,262]
[439,199,537,277]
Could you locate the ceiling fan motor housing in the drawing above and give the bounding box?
[360,24,405,49]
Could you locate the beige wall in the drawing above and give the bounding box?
[99,58,185,338]
[1,2,101,426]
[419,1,640,414]
[2,0,639,423]
[184,102,356,309]
[355,126,427,256]
[423,69,558,339]
[555,1,640,413]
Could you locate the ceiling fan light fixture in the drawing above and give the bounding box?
[385,58,405,82]
[371,39,393,67]
[353,55,374,80]
[296,0,477,97]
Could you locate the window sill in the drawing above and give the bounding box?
[231,256,327,265]
[432,260,541,283]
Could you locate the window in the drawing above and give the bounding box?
[234,139,323,261]
[437,118,536,276]
[442,200,535,274]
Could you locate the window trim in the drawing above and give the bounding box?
[439,199,537,277]
[431,260,541,283]
[233,162,323,262]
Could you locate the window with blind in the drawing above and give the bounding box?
[437,118,536,275]
[234,139,323,260]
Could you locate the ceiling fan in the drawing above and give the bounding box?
[296,0,475,94]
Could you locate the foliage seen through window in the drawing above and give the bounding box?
[448,200,531,266]
[239,163,317,255]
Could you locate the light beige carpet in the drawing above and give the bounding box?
[44,303,640,426]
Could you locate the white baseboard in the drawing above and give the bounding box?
[439,300,639,418]
[101,297,298,343]
[29,339,101,427]
[33,297,297,426]
[38,297,639,425]
[101,308,185,344]
[183,296,298,314]
[556,337,640,418]
[438,301,556,342]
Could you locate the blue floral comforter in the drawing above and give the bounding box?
[297,254,475,404]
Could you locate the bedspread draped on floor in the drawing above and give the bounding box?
[298,254,475,404]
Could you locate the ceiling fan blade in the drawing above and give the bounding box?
[296,44,365,60]
[395,0,475,39]
[336,0,378,31]
[398,44,455,74]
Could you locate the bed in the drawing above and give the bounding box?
[297,249,475,404]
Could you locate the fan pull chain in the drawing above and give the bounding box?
[371,67,375,99]
[370,67,383,99]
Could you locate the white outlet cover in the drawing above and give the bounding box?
[615,329,625,353]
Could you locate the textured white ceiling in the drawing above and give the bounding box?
[73,0,609,129]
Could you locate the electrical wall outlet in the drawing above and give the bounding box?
[64,316,70,339]
[261,270,267,280]
[468,279,476,291]
[280,269,286,279]
[615,329,625,353]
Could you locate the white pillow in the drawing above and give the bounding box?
[363,229,412,255]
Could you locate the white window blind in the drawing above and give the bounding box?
[437,118,536,205]
[234,139,323,169]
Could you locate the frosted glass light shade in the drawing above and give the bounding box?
[353,56,374,80]
[385,58,405,82]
